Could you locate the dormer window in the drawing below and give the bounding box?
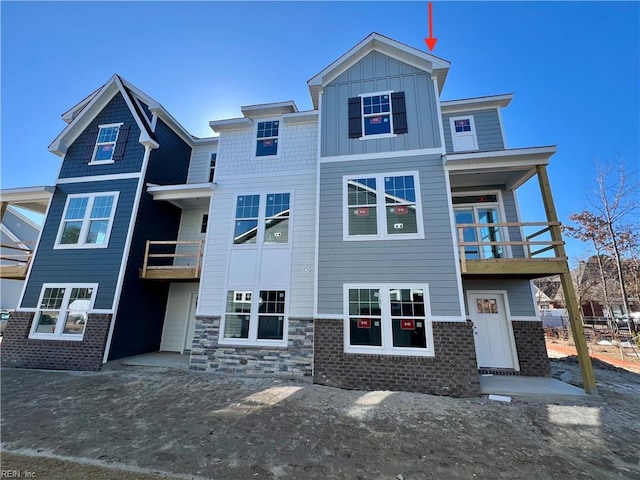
[84,122,129,165]
[348,92,407,139]
[93,125,120,162]
[256,121,279,157]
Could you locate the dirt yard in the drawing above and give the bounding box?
[1,355,639,480]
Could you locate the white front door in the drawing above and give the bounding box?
[468,293,516,369]
[183,293,198,352]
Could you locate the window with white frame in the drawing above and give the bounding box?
[362,93,392,136]
[348,91,407,139]
[209,153,217,182]
[234,193,290,245]
[222,289,286,343]
[56,192,118,248]
[449,116,478,152]
[30,284,97,340]
[345,284,433,356]
[453,194,505,260]
[345,173,422,240]
[256,121,279,156]
[92,125,120,162]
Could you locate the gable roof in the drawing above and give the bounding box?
[307,32,450,109]
[48,75,196,157]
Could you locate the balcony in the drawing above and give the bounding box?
[456,222,569,278]
[0,243,34,280]
[139,240,204,280]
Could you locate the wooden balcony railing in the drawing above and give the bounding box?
[0,242,34,280]
[140,240,204,280]
[456,222,568,277]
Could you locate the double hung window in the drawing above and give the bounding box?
[30,284,97,340]
[256,121,279,157]
[223,290,286,344]
[234,193,290,245]
[345,284,433,356]
[345,173,422,240]
[348,91,407,139]
[56,192,119,248]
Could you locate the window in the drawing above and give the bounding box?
[201,214,209,234]
[222,289,286,344]
[56,192,119,248]
[449,116,478,152]
[234,193,290,245]
[348,91,407,139]
[344,173,422,240]
[345,284,433,356]
[29,284,97,340]
[209,153,217,182]
[93,126,119,162]
[256,121,279,156]
[84,123,130,164]
[453,194,505,260]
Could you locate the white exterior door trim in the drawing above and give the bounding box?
[182,292,198,353]
[467,290,520,371]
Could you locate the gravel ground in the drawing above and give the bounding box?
[1,357,639,480]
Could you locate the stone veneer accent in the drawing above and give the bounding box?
[512,320,551,377]
[1,311,111,371]
[314,319,480,397]
[189,316,313,377]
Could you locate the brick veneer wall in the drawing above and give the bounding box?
[1,312,111,371]
[190,316,313,377]
[512,321,551,376]
[314,319,480,397]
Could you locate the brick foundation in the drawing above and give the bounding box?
[314,319,480,397]
[1,311,111,371]
[512,320,551,376]
[189,316,313,378]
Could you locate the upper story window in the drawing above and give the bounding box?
[209,153,217,182]
[449,115,478,152]
[453,193,505,260]
[344,172,423,241]
[55,192,119,249]
[256,121,279,156]
[348,91,407,139]
[84,123,130,165]
[29,283,97,340]
[234,192,290,245]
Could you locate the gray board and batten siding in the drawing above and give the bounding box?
[317,155,461,317]
[462,278,537,317]
[442,109,504,153]
[321,51,441,158]
[20,179,138,310]
[58,92,146,179]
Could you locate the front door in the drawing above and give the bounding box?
[468,293,516,369]
[183,293,198,352]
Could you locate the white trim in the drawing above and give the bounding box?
[466,290,520,371]
[444,146,557,163]
[440,94,513,114]
[431,315,467,323]
[87,160,115,166]
[343,283,435,357]
[102,144,153,363]
[510,316,540,322]
[313,91,322,319]
[314,313,344,320]
[90,123,123,164]
[56,172,140,184]
[180,291,199,354]
[28,283,98,341]
[358,90,394,139]
[433,77,447,153]
[53,191,120,250]
[449,115,478,152]
[342,171,425,242]
[320,147,444,164]
[443,173,467,319]
[209,117,252,133]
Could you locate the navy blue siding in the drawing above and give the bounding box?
[21,179,138,310]
[107,190,182,360]
[59,93,146,178]
[146,118,191,185]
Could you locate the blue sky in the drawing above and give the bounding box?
[1,1,638,261]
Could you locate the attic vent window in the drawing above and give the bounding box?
[348,91,407,139]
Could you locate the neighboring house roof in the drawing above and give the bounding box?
[307,32,451,109]
[0,185,54,214]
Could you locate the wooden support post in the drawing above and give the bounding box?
[536,165,597,394]
[0,202,8,223]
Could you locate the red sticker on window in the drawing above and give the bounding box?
[395,205,408,215]
[400,320,415,330]
[370,116,382,124]
[263,140,273,146]
[356,208,369,216]
[357,318,371,329]
[101,145,113,152]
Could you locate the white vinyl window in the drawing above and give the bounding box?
[91,124,121,163]
[361,92,393,137]
[343,172,424,241]
[233,193,290,245]
[221,289,287,346]
[55,192,119,249]
[344,284,434,356]
[449,116,478,152]
[453,193,508,260]
[256,120,279,157]
[29,284,97,340]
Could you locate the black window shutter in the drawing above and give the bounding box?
[112,125,130,161]
[348,97,362,139]
[391,92,408,134]
[82,128,99,161]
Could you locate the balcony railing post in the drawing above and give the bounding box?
[142,240,151,278]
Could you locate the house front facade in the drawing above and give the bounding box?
[2,33,573,397]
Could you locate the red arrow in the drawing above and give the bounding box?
[425,2,438,51]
